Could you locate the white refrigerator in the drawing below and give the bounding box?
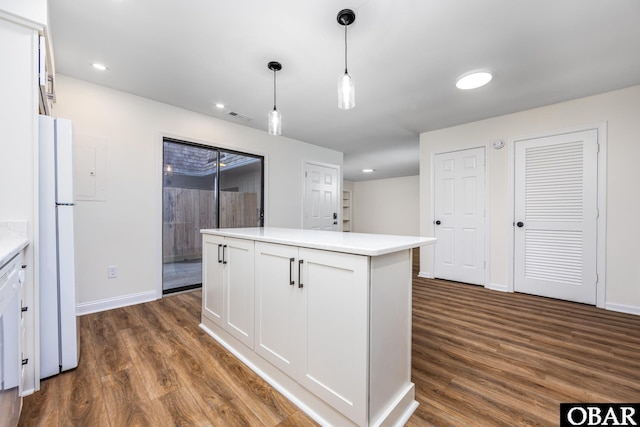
[38,115,79,378]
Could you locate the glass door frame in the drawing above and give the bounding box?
[161,137,265,295]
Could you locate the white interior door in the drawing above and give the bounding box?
[514,130,598,304]
[303,162,339,230]
[433,147,486,285]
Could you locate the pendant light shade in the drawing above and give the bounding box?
[337,9,356,110]
[267,61,282,135]
[268,108,281,136]
[338,72,355,110]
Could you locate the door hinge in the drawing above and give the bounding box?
[305,171,307,178]
[596,143,600,153]
[483,261,486,269]
[596,273,599,284]
[596,208,600,219]
[22,358,29,366]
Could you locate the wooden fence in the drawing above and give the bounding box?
[163,188,258,262]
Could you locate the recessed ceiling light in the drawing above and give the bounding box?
[456,71,492,90]
[215,103,225,109]
[362,168,375,173]
[92,63,108,71]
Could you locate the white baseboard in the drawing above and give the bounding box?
[417,271,433,279]
[486,282,509,292]
[605,302,640,316]
[76,290,157,315]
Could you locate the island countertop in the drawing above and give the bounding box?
[201,227,436,257]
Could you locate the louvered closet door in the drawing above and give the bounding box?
[514,130,598,304]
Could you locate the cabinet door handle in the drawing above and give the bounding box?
[298,259,304,288]
[217,244,223,263]
[222,245,228,264]
[289,258,295,285]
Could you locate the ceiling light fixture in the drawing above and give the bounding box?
[267,61,282,136]
[456,71,492,90]
[215,103,225,109]
[362,168,375,173]
[91,63,107,71]
[337,9,356,110]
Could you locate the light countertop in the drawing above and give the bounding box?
[201,227,436,257]
[0,222,29,267]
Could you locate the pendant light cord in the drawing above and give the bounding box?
[273,69,277,110]
[344,23,348,74]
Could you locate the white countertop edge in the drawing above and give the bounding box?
[0,221,29,267]
[0,238,29,268]
[201,227,436,257]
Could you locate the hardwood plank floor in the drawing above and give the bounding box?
[407,277,640,427]
[19,291,314,427]
[20,260,640,426]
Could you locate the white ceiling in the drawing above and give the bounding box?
[49,0,640,181]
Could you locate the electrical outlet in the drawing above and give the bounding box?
[107,265,118,279]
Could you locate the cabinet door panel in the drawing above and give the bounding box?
[298,248,369,426]
[224,237,255,349]
[202,235,224,326]
[255,242,299,376]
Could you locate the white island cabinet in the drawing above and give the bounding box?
[200,227,436,427]
[202,234,255,349]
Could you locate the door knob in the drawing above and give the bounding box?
[516,221,524,228]
[435,220,441,225]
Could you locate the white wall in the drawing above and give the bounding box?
[352,176,419,236]
[52,75,342,311]
[420,84,640,313]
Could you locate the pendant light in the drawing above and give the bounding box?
[337,9,356,110]
[267,61,282,135]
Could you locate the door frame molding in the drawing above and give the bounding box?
[507,122,607,308]
[302,160,341,230]
[429,145,490,287]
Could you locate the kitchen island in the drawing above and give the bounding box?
[199,227,436,427]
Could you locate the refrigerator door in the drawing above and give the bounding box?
[38,115,79,378]
[56,204,78,371]
[54,118,74,204]
[38,115,61,379]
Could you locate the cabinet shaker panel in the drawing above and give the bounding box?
[202,235,224,326]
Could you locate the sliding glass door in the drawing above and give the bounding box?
[162,138,263,294]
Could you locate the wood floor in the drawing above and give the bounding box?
[406,278,640,426]
[20,269,640,426]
